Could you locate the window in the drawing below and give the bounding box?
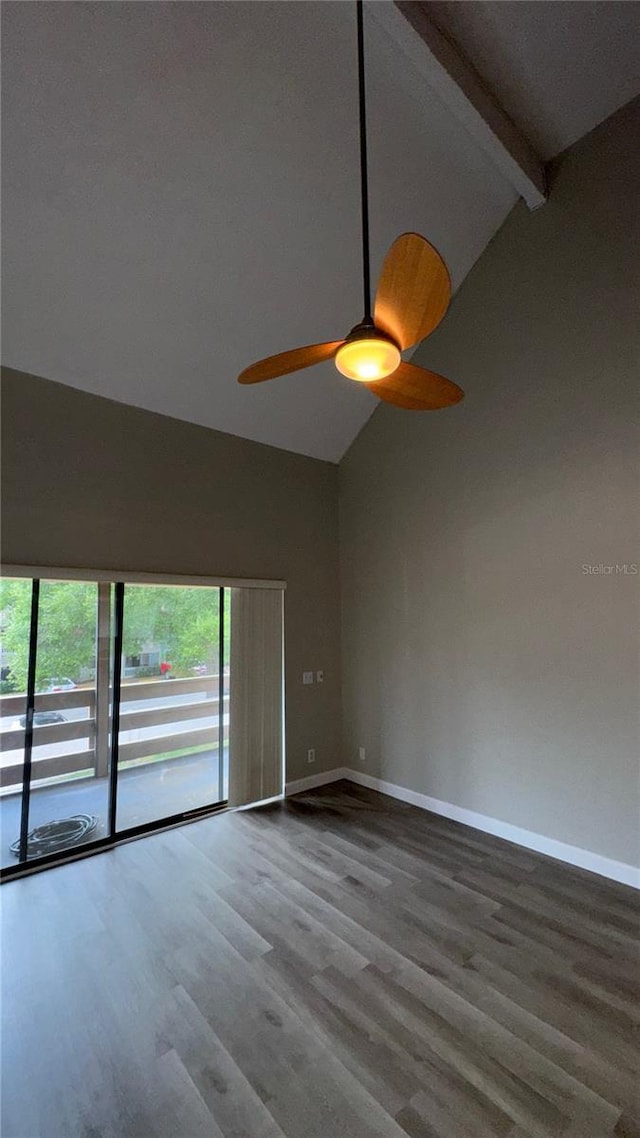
[1,569,284,877]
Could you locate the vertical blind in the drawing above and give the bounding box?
[228,587,284,807]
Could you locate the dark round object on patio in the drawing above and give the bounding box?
[10,814,99,859]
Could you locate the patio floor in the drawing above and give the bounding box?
[1,748,228,868]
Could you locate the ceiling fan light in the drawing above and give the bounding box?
[335,337,401,383]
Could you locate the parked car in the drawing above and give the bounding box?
[18,711,67,728]
[46,677,76,692]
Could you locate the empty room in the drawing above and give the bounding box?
[1,1,639,1136]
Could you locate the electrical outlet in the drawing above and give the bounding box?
[358,746,366,762]
[307,748,316,764]
[303,671,314,685]
[316,670,324,684]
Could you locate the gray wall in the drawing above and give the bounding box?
[1,369,341,783]
[340,101,640,867]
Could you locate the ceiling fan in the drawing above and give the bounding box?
[238,1,464,412]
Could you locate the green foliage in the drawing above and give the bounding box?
[123,585,227,675]
[1,579,97,692]
[0,579,231,691]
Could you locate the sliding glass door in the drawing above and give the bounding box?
[0,578,113,866]
[0,574,233,874]
[116,583,229,831]
[0,577,31,869]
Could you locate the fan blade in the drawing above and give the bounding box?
[238,341,344,384]
[366,360,463,410]
[374,233,451,350]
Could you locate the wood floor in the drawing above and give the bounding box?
[1,781,638,1138]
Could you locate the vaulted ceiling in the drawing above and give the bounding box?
[428,0,640,161]
[3,1,639,461]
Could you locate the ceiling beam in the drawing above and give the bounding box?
[370,1,547,210]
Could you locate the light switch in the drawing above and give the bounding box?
[302,671,314,685]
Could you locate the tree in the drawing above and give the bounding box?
[0,579,231,692]
[0,579,96,692]
[122,585,227,674]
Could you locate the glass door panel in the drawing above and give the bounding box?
[25,580,112,857]
[115,584,227,831]
[221,586,230,800]
[1,578,111,864]
[0,577,31,867]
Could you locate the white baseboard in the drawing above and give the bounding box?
[285,767,349,796]
[286,765,639,889]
